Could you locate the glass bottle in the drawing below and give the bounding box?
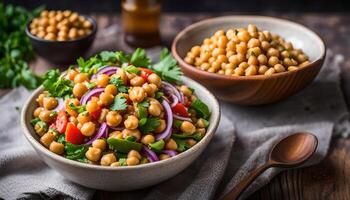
[121,0,161,48]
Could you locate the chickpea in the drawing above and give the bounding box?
[186,139,197,148]
[236,42,247,54]
[191,46,201,56]
[34,123,46,136]
[288,66,299,71]
[247,38,260,48]
[83,20,92,29]
[154,119,166,133]
[237,30,250,42]
[299,61,310,67]
[274,64,286,73]
[74,73,89,83]
[86,99,99,114]
[49,141,64,155]
[126,157,140,166]
[142,83,157,96]
[99,92,114,106]
[185,57,194,65]
[106,111,122,127]
[159,154,170,160]
[110,162,120,167]
[297,54,308,63]
[180,121,196,135]
[128,150,142,159]
[100,153,117,166]
[44,33,56,40]
[238,62,249,69]
[245,65,258,76]
[217,35,228,48]
[165,139,178,150]
[148,103,162,117]
[267,48,280,57]
[247,56,258,66]
[77,113,90,124]
[80,122,96,137]
[39,110,52,122]
[122,129,141,141]
[196,128,206,136]
[147,73,161,87]
[124,115,139,129]
[98,108,109,124]
[179,85,192,97]
[40,132,55,148]
[97,74,109,88]
[141,134,155,145]
[33,107,44,117]
[105,84,117,95]
[258,65,269,75]
[67,69,78,81]
[129,87,146,103]
[30,28,38,36]
[130,76,145,86]
[234,66,245,76]
[69,116,78,125]
[72,83,88,98]
[268,56,280,67]
[264,67,276,75]
[85,147,102,162]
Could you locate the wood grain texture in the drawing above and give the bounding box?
[1,12,349,200]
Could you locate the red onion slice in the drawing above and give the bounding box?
[91,66,119,80]
[173,114,192,122]
[80,88,105,105]
[162,150,177,157]
[155,99,173,140]
[53,98,64,112]
[170,94,179,108]
[142,146,159,162]
[84,122,108,145]
[162,81,184,103]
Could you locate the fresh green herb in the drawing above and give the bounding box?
[172,133,203,141]
[100,51,118,63]
[110,96,128,111]
[130,48,151,67]
[118,158,128,166]
[76,157,89,163]
[57,134,66,144]
[149,139,165,153]
[117,152,127,159]
[201,119,209,128]
[190,99,210,119]
[138,100,150,108]
[139,117,160,133]
[151,48,182,83]
[42,69,73,98]
[173,138,190,152]
[174,120,183,128]
[0,3,43,89]
[69,103,86,113]
[136,105,148,119]
[155,91,164,102]
[65,142,88,161]
[85,82,96,90]
[49,128,60,137]
[122,65,140,75]
[107,138,142,153]
[50,111,57,118]
[30,118,41,126]
[109,76,128,93]
[140,157,149,164]
[125,136,137,142]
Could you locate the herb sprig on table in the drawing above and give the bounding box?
[0,3,44,89]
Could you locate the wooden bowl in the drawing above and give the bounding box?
[172,16,326,105]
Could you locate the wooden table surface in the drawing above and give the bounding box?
[9,13,350,200]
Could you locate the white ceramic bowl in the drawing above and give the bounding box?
[21,77,220,191]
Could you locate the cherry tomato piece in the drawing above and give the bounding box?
[50,111,68,134]
[172,103,189,117]
[65,123,85,145]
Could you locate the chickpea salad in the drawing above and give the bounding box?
[31,48,211,167]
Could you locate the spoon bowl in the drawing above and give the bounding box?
[270,132,318,166]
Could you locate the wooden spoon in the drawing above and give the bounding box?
[222,132,318,200]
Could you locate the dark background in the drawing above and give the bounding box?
[3,0,350,13]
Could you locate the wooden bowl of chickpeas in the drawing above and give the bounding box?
[172,16,326,105]
[25,10,97,64]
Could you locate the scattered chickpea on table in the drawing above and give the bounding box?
[29,10,93,41]
[184,24,310,76]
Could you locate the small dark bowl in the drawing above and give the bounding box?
[25,15,97,64]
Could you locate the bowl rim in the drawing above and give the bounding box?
[171,15,326,81]
[25,14,97,43]
[21,76,221,171]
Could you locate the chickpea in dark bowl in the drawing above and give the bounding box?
[25,10,97,64]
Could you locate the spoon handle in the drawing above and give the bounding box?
[221,163,271,200]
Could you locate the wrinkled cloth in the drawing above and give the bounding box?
[0,23,349,199]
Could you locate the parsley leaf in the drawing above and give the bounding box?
[42,69,73,98]
[110,96,127,111]
[65,142,88,161]
[109,76,129,93]
[69,103,86,113]
[122,65,140,75]
[172,138,190,152]
[85,82,96,90]
[138,100,150,108]
[139,117,160,134]
[149,139,165,153]
[130,48,151,67]
[190,99,210,119]
[151,48,182,83]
